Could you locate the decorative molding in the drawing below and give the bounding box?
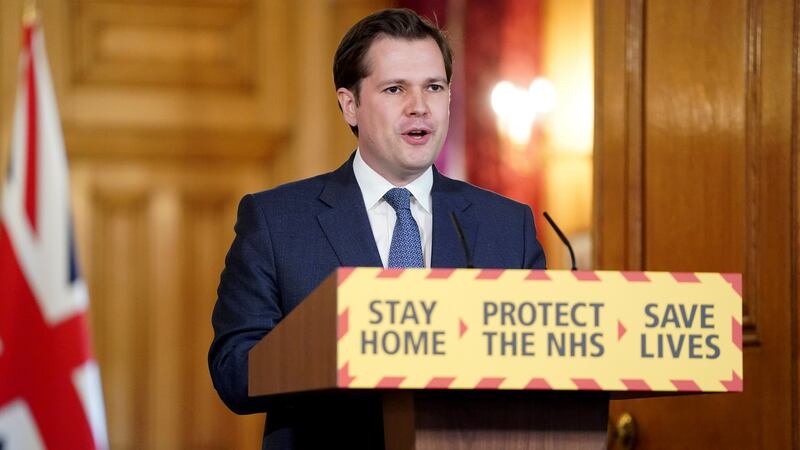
[91,180,151,211]
[89,185,151,447]
[591,0,604,268]
[179,193,239,447]
[64,125,286,161]
[624,0,644,271]
[791,0,799,446]
[70,0,256,89]
[743,0,762,346]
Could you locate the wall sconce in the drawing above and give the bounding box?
[490,77,556,147]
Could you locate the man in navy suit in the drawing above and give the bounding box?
[209,8,546,449]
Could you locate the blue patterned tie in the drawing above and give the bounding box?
[384,188,424,268]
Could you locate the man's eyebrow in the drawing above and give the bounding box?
[379,79,409,86]
[378,77,448,86]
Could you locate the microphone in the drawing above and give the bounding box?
[542,211,577,271]
[449,212,474,268]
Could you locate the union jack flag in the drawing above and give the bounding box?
[0,14,108,450]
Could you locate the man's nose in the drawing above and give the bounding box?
[405,90,429,116]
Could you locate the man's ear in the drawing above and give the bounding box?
[337,88,358,127]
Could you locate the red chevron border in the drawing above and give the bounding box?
[425,377,456,389]
[337,307,349,340]
[524,378,552,390]
[671,272,700,283]
[476,269,504,279]
[475,377,505,389]
[720,371,743,392]
[572,378,602,390]
[337,362,355,387]
[732,317,743,351]
[525,270,551,280]
[337,267,355,285]
[572,271,601,281]
[621,271,651,282]
[621,379,652,391]
[376,376,405,388]
[671,379,702,391]
[377,268,405,278]
[427,268,456,279]
[721,273,743,296]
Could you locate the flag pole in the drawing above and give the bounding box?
[23,0,38,25]
[2,0,37,196]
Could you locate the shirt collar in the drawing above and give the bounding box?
[353,149,433,213]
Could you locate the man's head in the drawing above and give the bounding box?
[334,8,453,186]
[334,9,453,119]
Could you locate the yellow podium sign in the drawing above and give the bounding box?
[335,268,742,392]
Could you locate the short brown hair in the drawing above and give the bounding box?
[333,8,453,136]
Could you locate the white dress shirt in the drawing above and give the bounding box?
[352,149,433,268]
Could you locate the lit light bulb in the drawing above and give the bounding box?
[491,81,517,116]
[491,79,556,146]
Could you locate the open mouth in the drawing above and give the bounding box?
[404,129,431,139]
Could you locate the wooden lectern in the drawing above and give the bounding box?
[249,268,742,449]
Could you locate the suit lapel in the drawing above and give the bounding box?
[317,156,383,268]
[317,159,477,269]
[431,169,478,268]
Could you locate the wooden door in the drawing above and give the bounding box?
[595,0,798,448]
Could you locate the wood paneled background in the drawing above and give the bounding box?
[596,0,798,448]
[0,1,387,448]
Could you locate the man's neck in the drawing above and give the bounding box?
[353,149,433,211]
[357,152,428,187]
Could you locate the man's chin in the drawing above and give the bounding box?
[398,157,437,177]
[401,142,442,158]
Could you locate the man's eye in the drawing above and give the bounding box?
[385,86,401,94]
[428,84,444,92]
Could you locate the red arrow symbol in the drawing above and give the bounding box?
[618,320,627,341]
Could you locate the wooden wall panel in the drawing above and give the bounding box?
[644,0,758,338]
[596,0,799,448]
[73,159,270,449]
[593,0,641,269]
[181,194,241,448]
[53,0,291,131]
[644,0,746,273]
[72,2,256,88]
[746,0,797,443]
[0,0,394,449]
[145,189,182,449]
[90,188,151,448]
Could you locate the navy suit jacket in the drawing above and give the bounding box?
[209,155,546,449]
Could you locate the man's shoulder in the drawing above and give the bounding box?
[435,173,532,213]
[247,156,354,208]
[249,171,332,205]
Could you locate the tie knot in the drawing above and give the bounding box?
[383,188,412,211]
